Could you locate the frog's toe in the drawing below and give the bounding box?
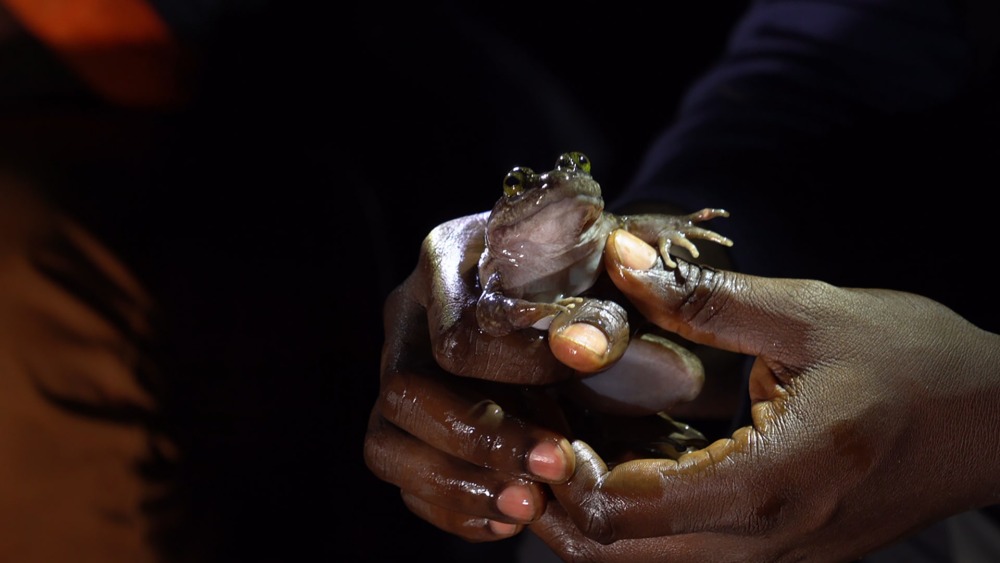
[556,296,585,311]
[685,226,734,247]
[670,233,700,259]
[656,238,680,268]
[687,207,730,222]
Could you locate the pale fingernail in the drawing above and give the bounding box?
[614,230,657,270]
[528,439,572,482]
[496,483,535,521]
[559,323,608,359]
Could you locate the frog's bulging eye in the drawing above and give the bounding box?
[503,168,530,197]
[556,152,591,174]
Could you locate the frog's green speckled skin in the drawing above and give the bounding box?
[476,152,732,337]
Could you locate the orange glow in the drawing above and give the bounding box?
[1,0,189,108]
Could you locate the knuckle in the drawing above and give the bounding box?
[377,369,424,431]
[362,413,395,480]
[672,260,730,326]
[432,324,468,370]
[576,495,618,545]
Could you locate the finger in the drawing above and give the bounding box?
[405,214,574,385]
[431,295,572,384]
[605,229,818,364]
[565,332,704,416]
[376,363,576,483]
[401,492,523,543]
[380,286,575,482]
[532,500,770,563]
[548,321,611,373]
[364,407,547,525]
[531,502,639,562]
[547,298,629,373]
[549,434,775,542]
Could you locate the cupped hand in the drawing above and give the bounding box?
[531,230,1000,562]
[364,215,709,542]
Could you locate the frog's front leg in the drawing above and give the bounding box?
[476,290,583,337]
[623,208,733,269]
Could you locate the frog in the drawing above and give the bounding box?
[475,151,734,460]
[476,151,732,340]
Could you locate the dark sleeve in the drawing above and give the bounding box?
[614,0,991,277]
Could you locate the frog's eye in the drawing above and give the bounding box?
[556,152,591,174]
[503,167,531,197]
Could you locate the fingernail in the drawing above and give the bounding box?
[528,439,572,482]
[559,323,608,359]
[614,230,657,270]
[496,483,535,521]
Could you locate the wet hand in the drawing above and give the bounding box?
[531,230,1000,561]
[364,216,707,542]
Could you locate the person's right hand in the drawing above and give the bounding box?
[363,213,716,542]
[528,230,1000,562]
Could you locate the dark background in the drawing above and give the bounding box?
[4,0,997,561]
[2,1,750,561]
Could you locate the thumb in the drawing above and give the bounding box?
[604,229,815,363]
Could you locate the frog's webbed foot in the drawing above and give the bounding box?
[555,296,585,309]
[657,208,733,268]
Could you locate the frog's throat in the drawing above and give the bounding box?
[492,193,603,245]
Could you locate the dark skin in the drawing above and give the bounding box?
[365,213,727,539]
[538,230,1000,561]
[364,217,1000,559]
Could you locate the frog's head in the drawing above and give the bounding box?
[486,152,605,250]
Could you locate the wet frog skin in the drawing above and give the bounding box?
[476,152,732,341]
[475,152,733,459]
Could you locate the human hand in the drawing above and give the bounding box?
[364,214,716,542]
[530,230,1000,561]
